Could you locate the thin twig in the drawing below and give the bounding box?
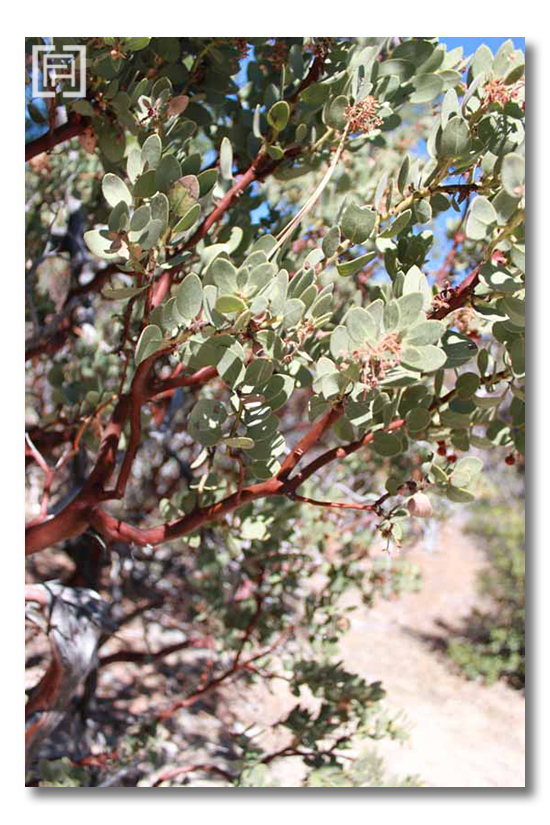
[287,493,376,512]
[268,124,350,259]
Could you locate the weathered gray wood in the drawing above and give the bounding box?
[25,583,112,773]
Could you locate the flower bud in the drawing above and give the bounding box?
[407,492,433,518]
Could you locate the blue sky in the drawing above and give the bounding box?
[440,36,524,54]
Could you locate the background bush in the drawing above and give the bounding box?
[447,474,525,689]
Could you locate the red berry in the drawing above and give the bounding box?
[437,446,447,456]
[447,454,457,463]
[505,454,516,466]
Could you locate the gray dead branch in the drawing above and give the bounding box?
[25,582,113,774]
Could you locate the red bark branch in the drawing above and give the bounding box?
[25,392,131,555]
[83,393,131,493]
[88,474,286,548]
[159,626,291,722]
[25,356,219,555]
[86,401,347,548]
[85,412,406,551]
[278,402,344,480]
[25,115,87,162]
[186,164,259,249]
[285,418,407,494]
[147,365,218,401]
[99,639,193,668]
[111,358,157,499]
[25,500,93,557]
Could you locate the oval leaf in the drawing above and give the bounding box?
[244,359,274,387]
[372,432,402,457]
[267,100,290,131]
[220,137,233,181]
[135,324,163,365]
[102,173,132,208]
[176,273,203,320]
[340,204,376,244]
[216,295,247,314]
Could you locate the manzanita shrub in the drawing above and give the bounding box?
[25,37,525,785]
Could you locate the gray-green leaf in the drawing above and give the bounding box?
[142,134,162,170]
[439,116,471,159]
[244,359,274,387]
[340,204,376,244]
[346,307,376,343]
[175,273,203,320]
[220,137,233,181]
[466,196,497,240]
[102,173,132,208]
[188,399,227,446]
[267,100,290,131]
[135,324,163,365]
[372,432,402,457]
[501,153,525,198]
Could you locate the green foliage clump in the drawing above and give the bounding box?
[35,758,91,788]
[303,750,423,787]
[239,749,423,788]
[447,490,525,689]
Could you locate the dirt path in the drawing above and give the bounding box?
[337,522,525,788]
[227,521,525,788]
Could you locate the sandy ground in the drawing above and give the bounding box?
[338,522,525,788]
